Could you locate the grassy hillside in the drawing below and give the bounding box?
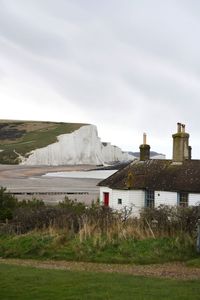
[0,120,87,164]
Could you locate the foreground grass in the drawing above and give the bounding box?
[187,257,200,268]
[0,232,198,265]
[0,264,200,300]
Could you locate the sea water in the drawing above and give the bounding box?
[43,170,117,180]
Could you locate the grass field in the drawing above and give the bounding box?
[0,120,86,164]
[0,264,200,300]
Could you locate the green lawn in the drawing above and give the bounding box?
[0,264,199,300]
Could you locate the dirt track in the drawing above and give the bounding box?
[0,258,200,280]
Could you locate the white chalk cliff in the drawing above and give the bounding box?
[20,125,134,166]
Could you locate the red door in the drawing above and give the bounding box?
[103,192,109,206]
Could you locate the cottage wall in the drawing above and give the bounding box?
[155,191,177,206]
[99,187,145,216]
[128,190,145,214]
[189,194,200,206]
[112,189,145,215]
[100,187,200,215]
[111,190,130,209]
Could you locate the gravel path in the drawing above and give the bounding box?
[0,258,200,280]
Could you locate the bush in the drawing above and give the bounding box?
[18,198,45,208]
[12,206,80,234]
[58,197,86,214]
[140,205,200,237]
[0,187,18,221]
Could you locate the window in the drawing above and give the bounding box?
[178,192,188,207]
[118,198,122,205]
[145,190,155,208]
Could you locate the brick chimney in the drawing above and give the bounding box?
[140,133,150,161]
[172,123,191,162]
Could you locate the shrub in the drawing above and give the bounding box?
[58,197,86,215]
[18,198,45,208]
[0,187,18,221]
[12,206,80,234]
[140,205,200,237]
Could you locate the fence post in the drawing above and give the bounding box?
[197,219,200,254]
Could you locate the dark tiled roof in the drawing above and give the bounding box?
[98,159,200,193]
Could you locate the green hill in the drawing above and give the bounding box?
[0,120,86,164]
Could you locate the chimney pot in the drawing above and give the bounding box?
[177,122,181,133]
[182,124,185,133]
[143,133,147,145]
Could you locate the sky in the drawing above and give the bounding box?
[1,0,200,158]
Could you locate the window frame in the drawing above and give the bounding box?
[178,192,188,207]
[145,189,155,208]
[118,198,122,205]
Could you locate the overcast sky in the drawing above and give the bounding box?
[1,0,200,158]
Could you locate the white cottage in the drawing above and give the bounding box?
[98,123,200,215]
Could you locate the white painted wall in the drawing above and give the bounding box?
[128,190,145,215]
[111,190,130,210]
[155,191,200,207]
[100,187,145,216]
[155,191,177,207]
[100,187,200,216]
[189,194,200,206]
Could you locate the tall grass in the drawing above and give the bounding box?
[1,197,199,241]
